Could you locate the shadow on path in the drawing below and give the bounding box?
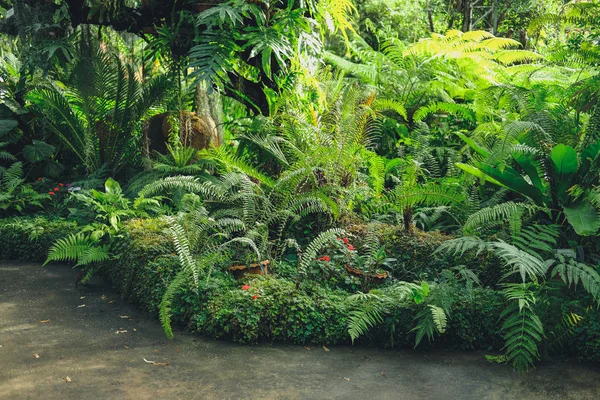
[1,261,600,400]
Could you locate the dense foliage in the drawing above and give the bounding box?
[1,0,599,373]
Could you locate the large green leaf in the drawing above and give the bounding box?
[455,163,504,187]
[563,202,600,236]
[455,132,490,158]
[477,163,546,206]
[550,144,578,202]
[0,119,18,138]
[579,140,600,179]
[23,140,55,162]
[104,177,122,195]
[512,151,546,196]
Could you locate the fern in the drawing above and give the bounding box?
[44,233,97,266]
[543,312,583,355]
[500,283,544,373]
[463,202,542,235]
[413,102,476,122]
[435,236,491,257]
[139,175,223,199]
[346,292,386,343]
[411,304,448,346]
[429,305,447,334]
[298,228,345,275]
[511,224,559,259]
[493,241,549,283]
[551,255,600,306]
[159,270,189,340]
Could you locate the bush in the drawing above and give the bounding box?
[0,216,78,261]
[5,215,594,361]
[105,218,179,314]
[437,287,504,350]
[345,223,502,285]
[194,276,351,344]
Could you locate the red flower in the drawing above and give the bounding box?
[343,238,349,244]
[48,191,55,195]
[37,177,42,181]
[251,295,259,300]
[347,245,356,251]
[59,183,64,187]
[318,255,331,262]
[54,187,60,191]
[241,285,251,291]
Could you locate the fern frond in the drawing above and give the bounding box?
[552,256,600,305]
[44,233,95,266]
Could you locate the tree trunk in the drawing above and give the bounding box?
[427,1,435,32]
[461,1,472,32]
[195,80,223,147]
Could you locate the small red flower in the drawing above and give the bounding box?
[251,295,259,300]
[342,238,349,244]
[347,245,356,251]
[54,187,60,191]
[37,177,42,181]
[59,183,64,187]
[48,191,55,195]
[318,255,331,262]
[242,285,251,291]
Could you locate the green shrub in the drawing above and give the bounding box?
[437,287,504,350]
[194,276,351,344]
[346,223,501,285]
[105,218,179,313]
[0,216,78,261]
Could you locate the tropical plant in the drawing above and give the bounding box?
[437,219,600,372]
[27,39,172,175]
[44,178,160,283]
[0,161,48,214]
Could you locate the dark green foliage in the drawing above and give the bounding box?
[195,277,351,344]
[0,217,78,261]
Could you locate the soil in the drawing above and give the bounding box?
[2,261,600,400]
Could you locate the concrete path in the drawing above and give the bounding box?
[1,261,600,400]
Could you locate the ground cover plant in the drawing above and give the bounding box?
[1,0,599,373]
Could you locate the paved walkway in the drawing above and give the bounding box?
[1,261,600,400]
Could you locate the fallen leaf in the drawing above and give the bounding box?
[322,346,330,352]
[176,348,181,353]
[39,320,50,323]
[100,295,106,300]
[153,349,158,353]
[65,376,71,383]
[143,358,170,366]
[108,300,115,304]
[77,304,85,308]
[123,345,130,349]
[115,330,128,334]
[304,346,311,351]
[133,328,137,332]
[343,377,350,381]
[33,353,40,359]
[380,372,387,378]
[80,296,86,299]
[119,315,130,319]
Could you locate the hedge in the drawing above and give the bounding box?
[0,216,79,261]
[1,215,598,361]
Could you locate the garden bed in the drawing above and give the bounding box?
[2,215,598,362]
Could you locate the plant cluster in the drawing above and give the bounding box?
[0,0,599,374]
